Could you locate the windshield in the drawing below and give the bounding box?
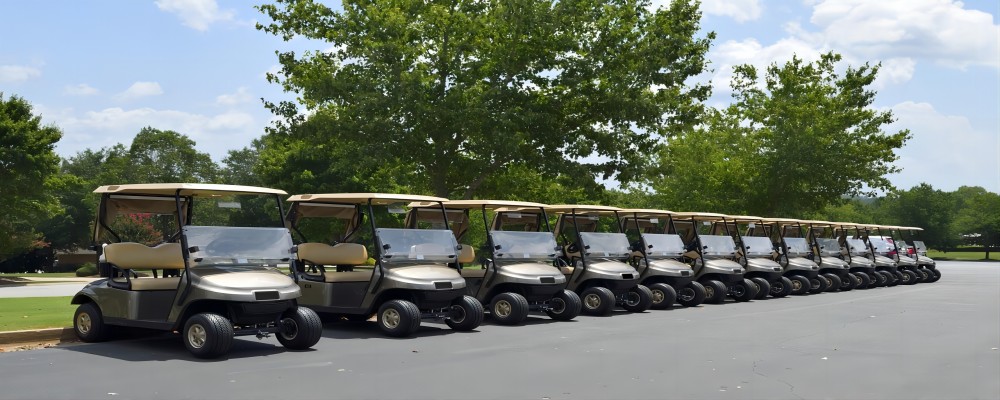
[641,234,686,258]
[491,231,559,261]
[816,238,842,256]
[783,237,811,255]
[868,238,893,254]
[846,238,870,255]
[699,235,737,257]
[913,240,928,255]
[184,226,293,267]
[578,232,631,258]
[376,228,458,263]
[741,236,775,257]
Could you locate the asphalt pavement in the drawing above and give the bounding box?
[0,261,997,400]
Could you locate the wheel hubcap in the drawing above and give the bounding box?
[625,292,640,306]
[791,280,802,290]
[584,294,601,309]
[705,286,715,299]
[280,318,298,340]
[732,285,745,297]
[550,298,566,313]
[187,324,207,349]
[652,290,664,304]
[679,288,694,301]
[451,305,466,323]
[494,300,512,317]
[771,282,783,293]
[382,309,400,329]
[77,313,92,335]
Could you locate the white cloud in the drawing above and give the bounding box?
[0,65,41,83]
[114,81,164,101]
[700,0,763,22]
[155,0,235,31]
[63,83,99,96]
[215,87,254,106]
[873,57,916,88]
[887,101,999,192]
[707,36,824,92]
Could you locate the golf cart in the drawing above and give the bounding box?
[803,220,861,291]
[714,215,791,299]
[669,212,757,304]
[835,223,886,288]
[755,218,826,294]
[619,209,707,308]
[860,224,902,286]
[870,225,920,285]
[72,183,323,359]
[285,193,484,337]
[406,200,581,324]
[547,205,654,315]
[897,226,941,282]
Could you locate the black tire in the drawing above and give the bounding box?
[900,270,918,285]
[73,302,109,342]
[929,268,941,282]
[750,277,771,300]
[621,284,654,312]
[808,275,829,294]
[545,289,582,321]
[377,299,421,337]
[855,272,872,289]
[872,270,888,287]
[790,275,811,295]
[770,276,793,298]
[730,279,758,302]
[183,313,234,359]
[841,273,858,291]
[490,292,530,325]
[446,295,485,331]
[677,281,707,307]
[915,268,930,282]
[823,273,842,292]
[703,280,728,304]
[647,283,678,310]
[277,307,323,350]
[580,287,616,316]
[887,271,901,287]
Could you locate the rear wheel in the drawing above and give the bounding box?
[790,275,810,295]
[647,283,677,310]
[490,292,529,325]
[621,285,654,313]
[580,287,616,316]
[377,300,421,337]
[770,277,793,298]
[183,313,234,359]
[677,281,707,307]
[277,307,323,350]
[446,295,485,331]
[915,269,930,282]
[74,302,109,343]
[545,290,582,321]
[808,276,829,294]
[750,277,771,300]
[703,280,728,304]
[823,273,842,292]
[730,279,758,302]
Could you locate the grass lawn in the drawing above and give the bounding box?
[926,250,999,261]
[0,272,79,278]
[0,296,75,331]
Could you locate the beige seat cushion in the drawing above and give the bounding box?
[460,268,487,278]
[104,243,184,270]
[457,244,475,264]
[324,270,374,282]
[113,277,181,291]
[559,266,574,275]
[298,243,368,265]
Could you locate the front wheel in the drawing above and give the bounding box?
[750,277,771,300]
[841,273,858,291]
[809,276,829,294]
[377,300,421,337]
[677,281,707,307]
[621,285,653,312]
[854,272,872,289]
[770,276,793,298]
[446,295,484,331]
[703,280,728,304]
[823,273,842,292]
[277,307,323,350]
[790,275,811,295]
[872,270,888,287]
[915,269,930,282]
[74,302,109,342]
[545,290,582,321]
[490,292,529,325]
[730,279,758,302]
[580,287,616,316]
[647,283,677,310]
[900,270,918,285]
[183,313,234,359]
[928,268,941,282]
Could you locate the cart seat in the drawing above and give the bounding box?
[112,276,181,291]
[460,268,487,278]
[457,244,475,264]
[104,242,184,270]
[298,242,368,266]
[324,269,374,282]
[559,266,574,275]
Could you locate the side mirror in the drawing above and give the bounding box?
[494,244,502,250]
[383,244,391,250]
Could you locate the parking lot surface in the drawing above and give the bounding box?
[0,261,997,400]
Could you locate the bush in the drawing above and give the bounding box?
[75,263,98,277]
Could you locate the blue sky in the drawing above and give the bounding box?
[2,0,997,193]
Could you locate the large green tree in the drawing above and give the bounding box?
[256,0,714,198]
[0,93,62,256]
[951,186,1000,259]
[882,183,957,250]
[652,53,910,217]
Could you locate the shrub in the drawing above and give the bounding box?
[75,263,98,277]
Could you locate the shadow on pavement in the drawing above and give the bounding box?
[60,327,291,362]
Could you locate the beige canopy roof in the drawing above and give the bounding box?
[899,226,924,231]
[545,204,623,214]
[287,193,448,205]
[410,199,548,210]
[669,211,728,219]
[617,208,675,217]
[722,215,766,223]
[95,183,286,196]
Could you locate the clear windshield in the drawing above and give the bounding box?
[578,232,631,258]
[816,238,842,256]
[491,231,560,261]
[846,238,870,255]
[184,226,293,267]
[913,240,928,255]
[376,228,458,263]
[641,233,686,258]
[868,238,893,255]
[783,237,811,256]
[699,235,737,257]
[740,236,775,257]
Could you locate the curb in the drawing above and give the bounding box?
[0,327,75,346]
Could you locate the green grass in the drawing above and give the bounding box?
[0,272,79,278]
[0,296,74,331]
[926,250,1000,261]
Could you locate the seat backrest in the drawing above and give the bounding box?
[457,244,475,264]
[298,243,368,265]
[104,242,185,270]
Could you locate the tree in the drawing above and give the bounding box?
[882,183,957,250]
[256,0,714,198]
[125,127,218,183]
[651,53,910,217]
[0,93,62,257]
[952,186,1000,259]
